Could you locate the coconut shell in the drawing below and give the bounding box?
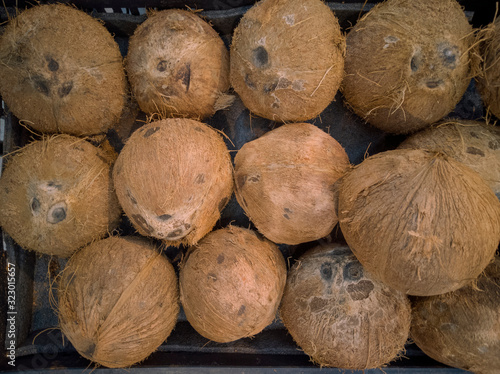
[126,9,230,119]
[58,236,179,368]
[234,123,350,244]
[398,120,500,197]
[230,0,345,122]
[0,135,121,257]
[411,256,500,374]
[179,226,286,343]
[113,118,233,246]
[280,243,411,369]
[0,4,126,135]
[342,0,473,134]
[338,148,500,296]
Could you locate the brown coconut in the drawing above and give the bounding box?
[0,135,121,257]
[342,0,474,134]
[398,120,500,197]
[338,148,500,296]
[477,17,500,120]
[230,0,345,122]
[179,226,286,343]
[58,236,179,368]
[126,9,230,119]
[280,243,411,369]
[0,4,126,135]
[411,256,500,374]
[113,118,233,246]
[234,123,349,244]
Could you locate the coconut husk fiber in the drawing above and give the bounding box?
[411,256,500,374]
[230,0,345,122]
[342,0,474,134]
[338,148,500,296]
[234,123,350,245]
[126,9,230,120]
[398,119,500,197]
[0,4,126,135]
[179,226,286,343]
[280,243,411,369]
[58,236,179,368]
[113,118,233,246]
[0,135,121,258]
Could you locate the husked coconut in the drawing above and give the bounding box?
[0,4,126,135]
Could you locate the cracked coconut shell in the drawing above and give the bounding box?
[338,149,500,296]
[230,0,345,122]
[113,118,233,246]
[398,120,500,197]
[126,9,230,120]
[179,226,286,343]
[234,123,350,245]
[58,236,179,368]
[280,243,411,369]
[411,256,500,374]
[0,135,121,257]
[0,4,126,135]
[342,0,474,134]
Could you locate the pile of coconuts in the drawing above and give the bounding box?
[1,0,500,372]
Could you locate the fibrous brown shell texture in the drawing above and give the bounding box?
[0,135,121,257]
[411,256,500,374]
[230,0,345,122]
[342,0,473,134]
[0,4,126,135]
[179,226,287,343]
[234,123,350,244]
[338,148,500,296]
[280,243,411,369]
[58,236,179,368]
[113,118,233,246]
[126,9,230,120]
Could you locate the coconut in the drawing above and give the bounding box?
[58,236,179,368]
[126,9,230,120]
[0,4,126,135]
[342,0,474,134]
[477,17,500,119]
[338,148,500,296]
[179,226,286,343]
[398,119,500,197]
[113,118,233,246]
[411,256,500,374]
[280,243,411,369]
[0,135,121,258]
[234,123,349,244]
[230,0,345,122]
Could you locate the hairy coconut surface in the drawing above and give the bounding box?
[342,0,474,134]
[179,226,286,343]
[230,0,345,122]
[126,9,230,119]
[477,17,500,119]
[338,149,500,296]
[58,236,179,368]
[0,135,121,257]
[411,256,500,374]
[113,118,233,246]
[280,243,410,369]
[0,4,126,135]
[399,120,500,197]
[234,123,349,244]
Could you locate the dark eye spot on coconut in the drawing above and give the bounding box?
[194,127,204,133]
[410,56,420,72]
[440,45,459,69]
[207,273,217,281]
[252,46,269,68]
[131,214,153,235]
[470,131,479,139]
[33,76,50,96]
[217,254,225,264]
[127,190,137,205]
[343,261,364,281]
[47,206,67,224]
[248,175,260,183]
[283,213,290,220]
[158,214,172,221]
[31,197,41,214]
[237,174,247,189]
[46,57,59,72]
[176,63,191,92]
[244,74,256,90]
[157,60,169,72]
[47,181,63,190]
[263,80,278,94]
[237,305,246,316]
[271,101,280,109]
[195,174,205,184]
[320,262,333,282]
[82,342,96,359]
[347,280,374,301]
[218,197,229,212]
[426,80,444,89]
[144,127,160,138]
[489,140,500,150]
[166,228,183,238]
[466,146,485,156]
[283,207,292,220]
[58,81,73,98]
